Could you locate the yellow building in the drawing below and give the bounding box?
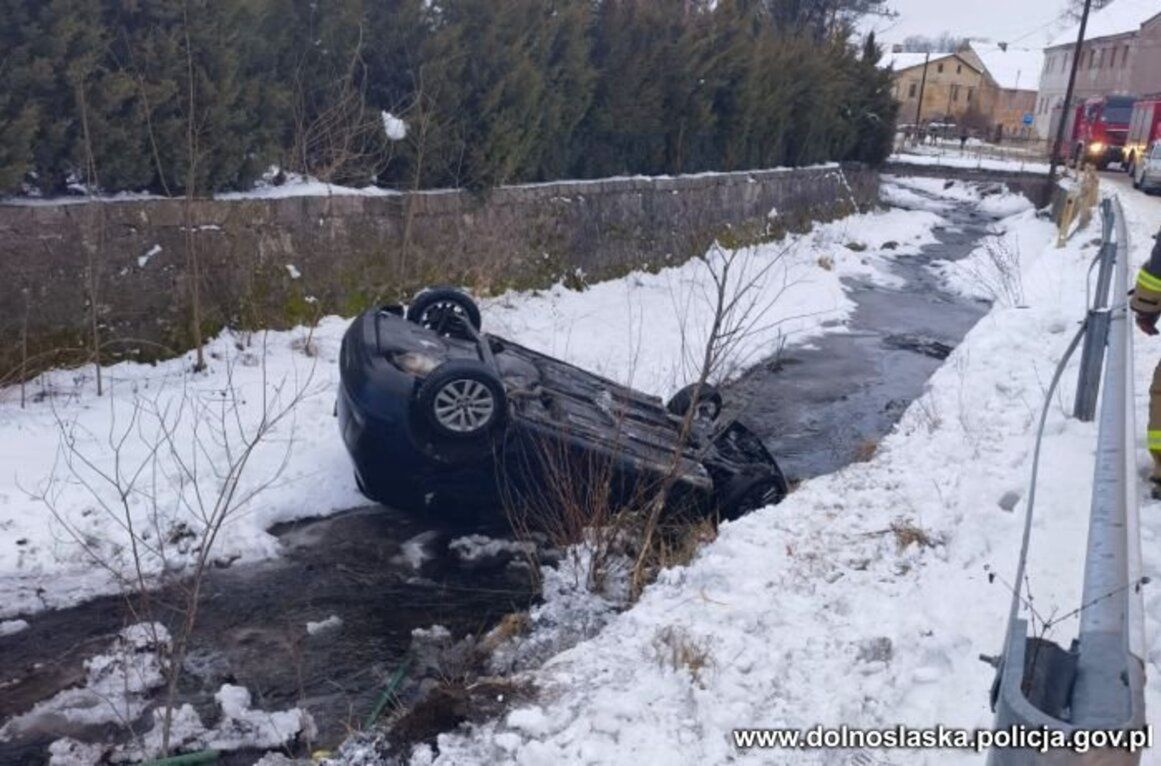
[886,44,1043,139]
[887,51,991,130]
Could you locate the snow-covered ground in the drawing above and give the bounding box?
[394,186,1161,764]
[12,173,1157,765]
[0,178,950,619]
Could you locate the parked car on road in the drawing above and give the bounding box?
[337,286,788,520]
[1133,142,1161,194]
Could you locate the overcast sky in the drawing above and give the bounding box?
[864,0,1074,49]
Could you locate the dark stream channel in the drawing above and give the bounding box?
[0,183,997,764]
[727,186,992,479]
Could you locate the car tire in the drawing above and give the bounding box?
[415,359,507,442]
[717,466,788,520]
[666,383,723,422]
[406,286,482,337]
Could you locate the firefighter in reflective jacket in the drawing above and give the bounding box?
[1130,227,1161,498]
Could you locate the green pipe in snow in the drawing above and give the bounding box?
[364,654,413,729]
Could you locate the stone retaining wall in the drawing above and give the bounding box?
[0,163,878,378]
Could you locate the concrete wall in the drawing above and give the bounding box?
[0,163,878,378]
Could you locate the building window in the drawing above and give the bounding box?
[956,64,962,74]
[937,63,944,73]
[951,84,960,101]
[967,87,974,102]
[908,82,917,98]
[1098,48,1105,68]
[1123,45,1131,68]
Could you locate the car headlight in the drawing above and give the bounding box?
[393,351,442,376]
[1088,141,1105,154]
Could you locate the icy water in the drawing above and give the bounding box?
[0,509,535,764]
[0,185,996,764]
[727,189,992,479]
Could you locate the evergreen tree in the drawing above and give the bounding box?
[0,0,899,196]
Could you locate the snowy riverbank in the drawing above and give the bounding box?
[0,178,959,619]
[396,187,1161,764]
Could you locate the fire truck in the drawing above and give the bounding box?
[1125,95,1161,177]
[1066,95,1136,170]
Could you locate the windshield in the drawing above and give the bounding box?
[1104,106,1132,123]
[1104,98,1135,124]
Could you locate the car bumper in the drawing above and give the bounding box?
[338,311,503,507]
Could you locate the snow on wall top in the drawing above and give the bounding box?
[1046,0,1161,49]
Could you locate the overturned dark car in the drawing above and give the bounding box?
[337,286,787,520]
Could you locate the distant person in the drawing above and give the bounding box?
[1130,226,1161,498]
[959,129,968,153]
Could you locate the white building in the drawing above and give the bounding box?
[1034,0,1161,140]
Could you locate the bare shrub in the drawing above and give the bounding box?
[500,235,806,606]
[37,337,317,757]
[651,626,713,686]
[499,422,641,597]
[960,236,1025,307]
[289,24,397,184]
[911,391,942,434]
[867,518,942,553]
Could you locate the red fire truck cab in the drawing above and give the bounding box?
[1069,95,1136,170]
[1125,95,1161,177]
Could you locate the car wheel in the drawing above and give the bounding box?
[406,286,482,337]
[666,383,723,422]
[717,466,788,520]
[415,359,507,442]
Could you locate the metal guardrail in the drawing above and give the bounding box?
[1074,203,1118,421]
[989,197,1147,764]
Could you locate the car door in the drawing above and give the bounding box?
[1144,143,1161,187]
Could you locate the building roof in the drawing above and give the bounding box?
[969,43,1043,91]
[1047,0,1161,49]
[883,50,975,74]
[884,51,937,71]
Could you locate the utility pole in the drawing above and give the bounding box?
[912,51,930,145]
[1049,0,1092,181]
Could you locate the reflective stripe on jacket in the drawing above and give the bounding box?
[1131,230,1161,315]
